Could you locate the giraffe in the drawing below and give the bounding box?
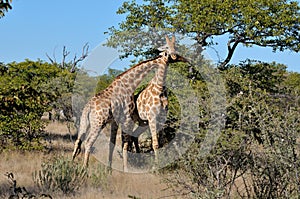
[124,35,188,167]
[72,35,187,172]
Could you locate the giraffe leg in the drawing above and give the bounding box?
[108,120,118,171]
[84,125,102,168]
[121,118,135,172]
[122,133,133,152]
[122,132,133,172]
[72,103,90,161]
[149,118,159,168]
[132,136,139,153]
[123,141,129,172]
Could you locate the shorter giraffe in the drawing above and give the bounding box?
[124,35,189,167]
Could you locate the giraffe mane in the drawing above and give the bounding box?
[114,55,163,80]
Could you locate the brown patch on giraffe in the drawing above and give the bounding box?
[95,100,101,106]
[149,95,153,102]
[112,81,118,87]
[149,100,154,107]
[154,98,160,105]
[98,110,103,116]
[128,78,134,84]
[142,98,146,105]
[145,106,150,112]
[152,90,159,96]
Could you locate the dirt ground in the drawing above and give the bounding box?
[0,122,180,199]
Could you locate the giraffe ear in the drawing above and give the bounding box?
[165,35,171,44]
[171,35,176,43]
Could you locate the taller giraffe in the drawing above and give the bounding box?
[72,35,187,172]
[129,35,188,166]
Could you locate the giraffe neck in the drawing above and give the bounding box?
[151,59,168,89]
[115,56,166,93]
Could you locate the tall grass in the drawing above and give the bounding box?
[32,156,88,195]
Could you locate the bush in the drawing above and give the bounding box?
[164,61,300,198]
[0,61,76,151]
[33,156,110,195]
[32,156,88,195]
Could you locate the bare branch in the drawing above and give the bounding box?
[46,53,55,64]
[70,43,89,72]
[46,43,89,72]
[61,46,70,69]
[46,46,58,64]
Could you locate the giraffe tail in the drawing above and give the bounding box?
[72,103,91,161]
[72,139,82,160]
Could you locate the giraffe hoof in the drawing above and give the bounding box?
[72,148,81,160]
[106,166,113,174]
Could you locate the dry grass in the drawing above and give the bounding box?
[0,122,176,199]
[0,151,44,198]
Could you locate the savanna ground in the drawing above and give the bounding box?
[0,121,176,199]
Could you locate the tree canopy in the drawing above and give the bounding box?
[106,0,300,68]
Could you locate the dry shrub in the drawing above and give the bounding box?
[32,156,87,195]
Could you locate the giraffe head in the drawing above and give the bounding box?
[158,35,188,63]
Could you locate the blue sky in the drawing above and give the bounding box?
[1,0,299,72]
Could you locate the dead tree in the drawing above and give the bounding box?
[46,43,89,73]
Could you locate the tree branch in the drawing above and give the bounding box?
[70,43,89,72]
[61,46,70,69]
[218,39,241,70]
[45,43,89,72]
[46,53,55,64]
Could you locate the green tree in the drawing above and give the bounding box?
[165,61,300,198]
[95,68,123,93]
[284,72,300,97]
[0,60,74,151]
[45,44,89,132]
[106,0,300,69]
